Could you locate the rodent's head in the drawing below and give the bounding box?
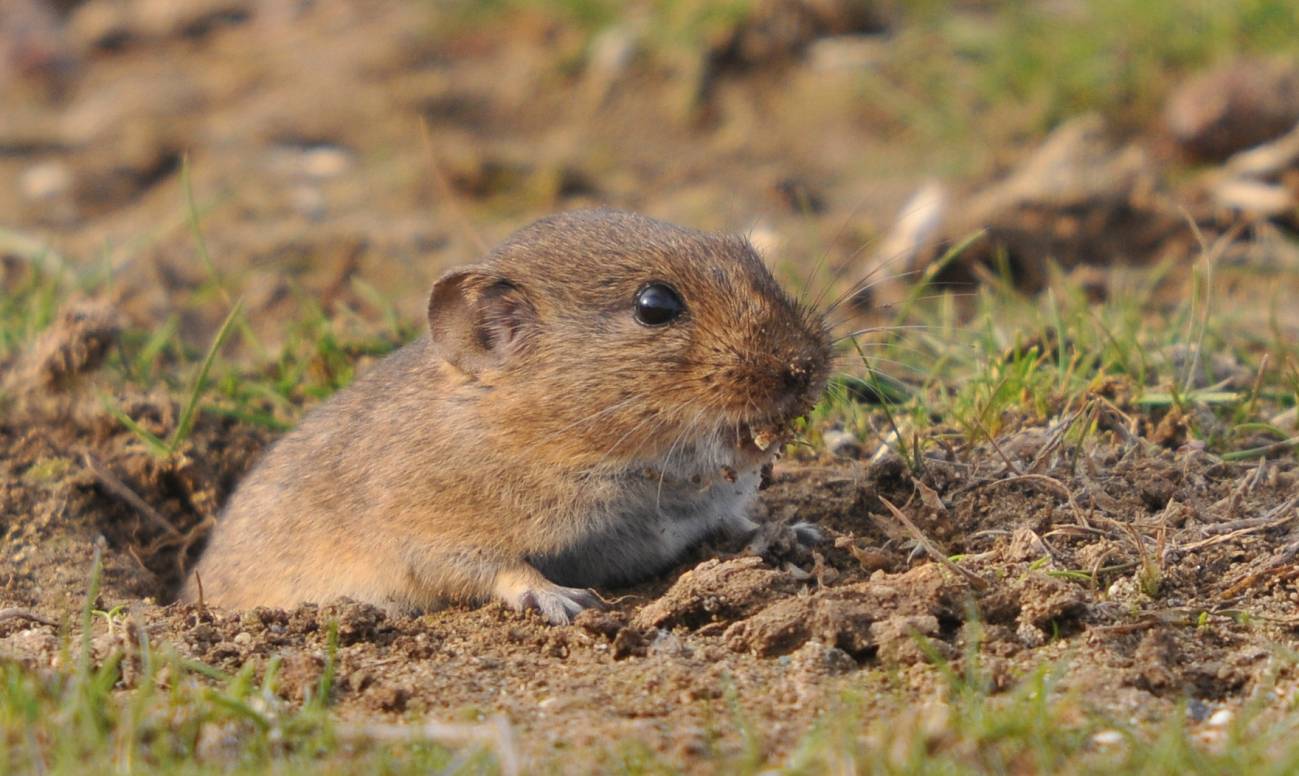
[427,209,831,469]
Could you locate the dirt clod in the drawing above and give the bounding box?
[630,556,805,632]
[4,298,122,398]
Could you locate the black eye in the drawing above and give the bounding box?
[633,282,684,326]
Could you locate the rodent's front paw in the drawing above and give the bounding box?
[789,521,824,547]
[515,584,604,626]
[493,563,604,625]
[743,519,824,558]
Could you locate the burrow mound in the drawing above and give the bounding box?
[2,299,271,611]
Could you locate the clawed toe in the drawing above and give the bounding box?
[494,564,604,625]
[743,518,824,557]
[517,584,603,625]
[563,586,607,611]
[790,521,823,546]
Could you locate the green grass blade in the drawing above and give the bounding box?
[1222,436,1299,462]
[133,313,179,380]
[1135,390,1241,407]
[311,620,340,711]
[167,298,245,453]
[77,546,103,682]
[200,404,292,432]
[182,158,266,359]
[99,395,171,458]
[890,228,985,330]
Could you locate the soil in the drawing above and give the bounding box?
[5,356,1299,766]
[3,0,1299,770]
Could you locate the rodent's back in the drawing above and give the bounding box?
[187,338,449,608]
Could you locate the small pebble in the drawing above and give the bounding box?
[1186,697,1211,723]
[647,629,691,659]
[747,223,782,259]
[823,428,863,459]
[1092,729,1124,747]
[808,34,888,72]
[582,25,637,101]
[1194,727,1228,748]
[788,640,856,676]
[20,161,71,201]
[1206,708,1234,728]
[290,185,326,220]
[300,145,352,179]
[1015,621,1046,648]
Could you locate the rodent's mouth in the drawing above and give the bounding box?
[729,387,822,459]
[618,420,787,487]
[732,420,791,459]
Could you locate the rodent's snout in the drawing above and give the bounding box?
[716,339,828,460]
[737,336,829,428]
[780,356,818,394]
[770,356,827,421]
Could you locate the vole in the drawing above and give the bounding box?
[184,209,831,624]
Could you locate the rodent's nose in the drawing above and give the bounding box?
[781,359,815,394]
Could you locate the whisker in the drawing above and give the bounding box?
[807,188,957,314]
[599,407,675,467]
[819,227,978,320]
[816,224,960,318]
[542,395,647,441]
[828,288,979,329]
[832,324,945,344]
[802,196,873,310]
[819,264,923,319]
[833,340,947,355]
[830,355,931,377]
[655,409,697,513]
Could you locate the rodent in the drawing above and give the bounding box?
[183,208,831,623]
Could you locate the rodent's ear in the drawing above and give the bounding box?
[427,269,535,376]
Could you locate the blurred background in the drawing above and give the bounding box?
[2,0,1298,348]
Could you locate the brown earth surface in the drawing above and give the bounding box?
[5,356,1299,765]
[3,0,1299,770]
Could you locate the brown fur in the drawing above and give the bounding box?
[184,209,830,623]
